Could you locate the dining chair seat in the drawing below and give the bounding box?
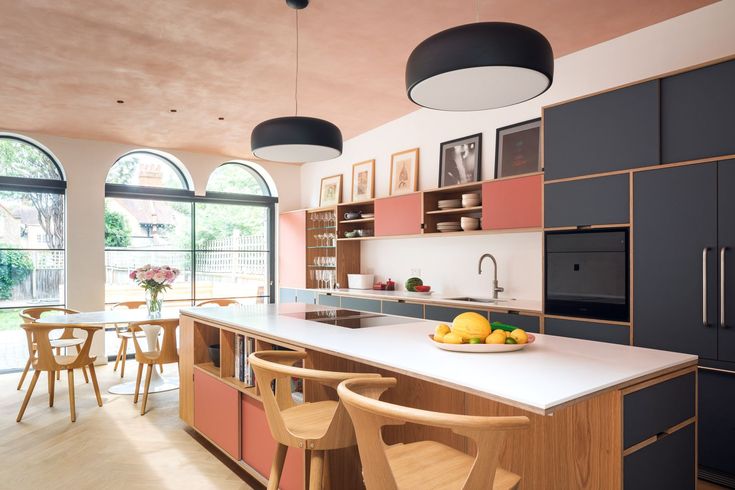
[50,338,85,349]
[385,440,520,490]
[281,400,339,440]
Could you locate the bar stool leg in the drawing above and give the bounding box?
[267,443,288,490]
[309,450,324,490]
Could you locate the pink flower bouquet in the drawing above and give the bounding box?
[129,264,180,314]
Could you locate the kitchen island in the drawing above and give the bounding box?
[179,303,697,489]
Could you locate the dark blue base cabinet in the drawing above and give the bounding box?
[699,369,735,488]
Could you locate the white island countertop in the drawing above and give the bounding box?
[306,288,543,313]
[181,303,696,415]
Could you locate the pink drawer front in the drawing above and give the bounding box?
[482,174,542,230]
[242,396,303,490]
[375,193,422,236]
[194,369,240,459]
[279,210,307,288]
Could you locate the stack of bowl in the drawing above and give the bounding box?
[437,198,462,210]
[460,216,480,231]
[461,192,481,208]
[437,221,462,232]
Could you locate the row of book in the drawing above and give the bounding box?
[234,335,255,386]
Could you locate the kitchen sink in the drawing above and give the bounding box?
[446,297,503,304]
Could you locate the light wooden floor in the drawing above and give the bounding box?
[0,364,729,489]
[0,363,262,490]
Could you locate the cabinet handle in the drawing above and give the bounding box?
[703,247,710,327]
[722,247,728,328]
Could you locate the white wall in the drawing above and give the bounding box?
[299,1,735,298]
[1,129,301,360]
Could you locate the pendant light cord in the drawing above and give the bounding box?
[295,9,299,116]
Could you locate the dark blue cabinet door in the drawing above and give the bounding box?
[488,312,540,333]
[633,163,718,358]
[297,289,316,304]
[718,159,735,362]
[424,306,488,323]
[544,317,629,345]
[279,288,297,303]
[318,294,340,307]
[340,297,381,313]
[661,60,735,164]
[699,369,735,481]
[544,80,659,180]
[544,174,629,228]
[624,424,695,490]
[382,301,424,319]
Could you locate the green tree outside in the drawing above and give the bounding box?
[104,206,131,247]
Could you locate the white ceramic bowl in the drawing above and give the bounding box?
[461,222,480,231]
[347,274,374,289]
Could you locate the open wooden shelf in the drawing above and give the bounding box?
[339,217,375,224]
[194,361,219,377]
[425,206,482,215]
[337,226,542,241]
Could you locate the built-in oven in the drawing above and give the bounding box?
[545,228,629,322]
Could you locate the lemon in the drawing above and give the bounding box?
[510,328,528,344]
[442,332,464,344]
[486,331,506,344]
[432,333,444,343]
[435,324,451,337]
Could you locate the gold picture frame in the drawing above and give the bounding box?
[319,174,342,207]
[389,148,419,195]
[351,159,375,202]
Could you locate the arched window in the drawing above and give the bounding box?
[0,134,66,371]
[104,154,277,336]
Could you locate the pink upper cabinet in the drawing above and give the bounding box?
[278,210,306,288]
[193,370,240,459]
[375,193,423,236]
[482,174,542,230]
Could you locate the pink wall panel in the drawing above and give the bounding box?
[482,175,543,230]
[193,370,240,459]
[374,193,422,236]
[242,396,303,490]
[279,210,307,288]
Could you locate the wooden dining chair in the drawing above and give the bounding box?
[110,301,154,378]
[195,298,240,307]
[18,307,88,389]
[337,377,530,490]
[17,323,103,423]
[128,319,179,415]
[248,350,381,490]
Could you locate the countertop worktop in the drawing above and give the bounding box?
[305,288,543,313]
[181,303,695,415]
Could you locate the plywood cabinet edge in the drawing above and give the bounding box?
[179,314,195,426]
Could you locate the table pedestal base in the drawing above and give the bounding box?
[108,368,179,395]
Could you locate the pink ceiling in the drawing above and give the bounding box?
[0,0,714,160]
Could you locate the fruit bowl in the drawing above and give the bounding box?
[428,333,536,353]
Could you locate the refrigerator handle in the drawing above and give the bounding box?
[722,247,728,328]
[704,247,710,327]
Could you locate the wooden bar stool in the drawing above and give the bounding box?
[18,307,88,389]
[337,377,530,490]
[128,319,179,415]
[248,350,381,490]
[110,301,152,378]
[17,323,103,423]
[195,298,240,307]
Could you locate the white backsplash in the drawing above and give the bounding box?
[359,232,542,300]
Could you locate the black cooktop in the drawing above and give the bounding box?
[282,309,417,329]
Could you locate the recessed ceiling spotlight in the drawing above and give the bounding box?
[170,109,177,113]
[116,100,124,104]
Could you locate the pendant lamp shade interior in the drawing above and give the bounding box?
[406,22,554,111]
[251,116,343,163]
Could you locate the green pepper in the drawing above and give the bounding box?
[491,321,518,332]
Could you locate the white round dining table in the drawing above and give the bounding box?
[39,308,182,395]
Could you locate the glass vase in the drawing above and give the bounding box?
[146,289,163,317]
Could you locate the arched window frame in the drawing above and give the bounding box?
[105,150,194,202]
[0,134,66,194]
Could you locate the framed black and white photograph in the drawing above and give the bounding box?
[495,118,541,178]
[438,133,482,187]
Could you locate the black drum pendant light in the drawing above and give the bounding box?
[251,0,343,162]
[406,20,554,111]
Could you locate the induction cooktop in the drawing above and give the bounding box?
[282,309,417,329]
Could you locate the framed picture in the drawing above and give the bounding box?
[389,148,419,195]
[351,159,375,202]
[438,133,482,187]
[494,118,541,178]
[319,174,342,207]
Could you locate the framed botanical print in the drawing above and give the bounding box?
[389,148,419,195]
[319,174,342,207]
[439,133,482,187]
[351,159,375,202]
[494,118,541,178]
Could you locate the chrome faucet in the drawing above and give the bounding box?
[478,253,504,299]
